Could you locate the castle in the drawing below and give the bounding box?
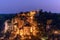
[4,11,39,40]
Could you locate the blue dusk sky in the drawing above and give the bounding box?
[0,0,60,13]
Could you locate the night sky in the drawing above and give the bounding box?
[0,0,60,13]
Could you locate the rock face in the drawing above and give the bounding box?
[3,11,40,40]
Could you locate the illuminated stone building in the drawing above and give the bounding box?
[4,11,40,40]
